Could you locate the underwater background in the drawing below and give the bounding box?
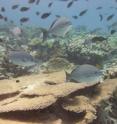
[0,0,117,124]
[0,0,117,29]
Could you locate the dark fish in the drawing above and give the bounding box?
[67,0,74,8]
[0,38,4,43]
[55,15,61,18]
[48,2,53,7]
[28,0,36,4]
[108,21,117,30]
[20,7,30,12]
[4,17,8,22]
[99,14,103,21]
[96,6,102,10]
[1,7,5,12]
[20,17,29,23]
[58,0,69,1]
[36,0,40,5]
[72,15,78,19]
[8,51,36,67]
[0,14,4,19]
[79,9,88,16]
[41,12,51,19]
[36,11,40,15]
[10,20,14,24]
[11,5,19,10]
[107,14,114,21]
[66,64,103,83]
[110,29,116,35]
[91,36,107,42]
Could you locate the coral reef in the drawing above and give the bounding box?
[108,34,117,49]
[0,71,95,113]
[41,57,74,73]
[65,34,112,64]
[0,71,117,124]
[0,25,117,124]
[28,37,66,61]
[95,87,117,124]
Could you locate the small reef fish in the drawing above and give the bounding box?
[20,17,29,23]
[4,17,8,22]
[57,0,69,1]
[1,7,5,12]
[91,36,107,42]
[36,0,40,5]
[0,14,4,19]
[41,12,51,19]
[108,21,117,30]
[96,6,103,10]
[36,11,40,16]
[79,9,88,16]
[99,14,103,21]
[11,5,19,10]
[43,17,72,41]
[66,64,103,83]
[28,0,36,4]
[7,51,36,67]
[55,15,61,18]
[72,15,78,19]
[67,0,74,8]
[110,29,116,35]
[10,20,14,24]
[106,14,114,21]
[20,7,30,12]
[48,2,53,8]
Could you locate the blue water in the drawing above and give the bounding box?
[0,0,117,31]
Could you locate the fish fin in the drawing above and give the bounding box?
[65,71,70,82]
[40,28,48,41]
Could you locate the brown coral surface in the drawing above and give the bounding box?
[0,71,116,124]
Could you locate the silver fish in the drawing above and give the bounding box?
[7,51,36,67]
[42,17,72,41]
[48,17,72,37]
[66,64,103,83]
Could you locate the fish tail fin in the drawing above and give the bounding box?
[65,70,70,82]
[40,28,48,41]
